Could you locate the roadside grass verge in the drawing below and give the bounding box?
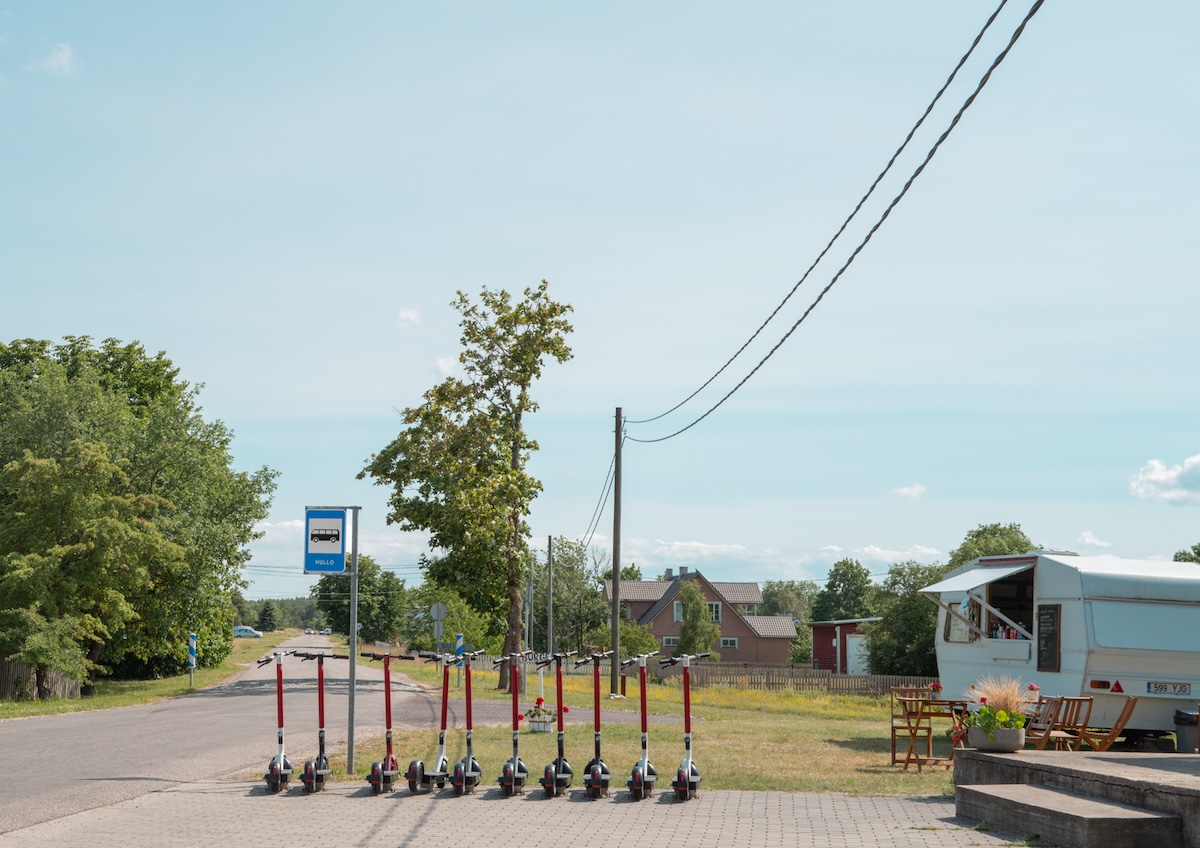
[343,657,956,795]
[0,629,299,720]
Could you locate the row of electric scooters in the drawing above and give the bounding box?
[259,647,707,801]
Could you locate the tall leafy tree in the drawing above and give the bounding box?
[0,337,275,692]
[311,555,408,644]
[864,561,953,676]
[948,522,1036,568]
[362,282,573,686]
[532,537,608,654]
[676,579,720,659]
[760,579,819,664]
[811,559,878,622]
[1174,543,1200,563]
[257,601,282,633]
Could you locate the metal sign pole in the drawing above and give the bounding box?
[348,506,360,773]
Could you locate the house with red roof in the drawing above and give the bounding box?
[603,567,798,663]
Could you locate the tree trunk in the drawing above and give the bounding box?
[80,639,105,697]
[35,665,52,701]
[497,506,524,691]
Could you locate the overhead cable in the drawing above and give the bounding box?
[627,0,1045,444]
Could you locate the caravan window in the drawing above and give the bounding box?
[985,568,1034,637]
[1091,601,1200,650]
[943,596,979,643]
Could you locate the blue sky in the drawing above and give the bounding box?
[3,2,1197,600]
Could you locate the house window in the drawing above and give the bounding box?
[720,637,738,649]
[673,602,682,622]
[663,636,679,647]
[708,602,722,623]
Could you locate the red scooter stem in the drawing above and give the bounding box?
[593,662,602,732]
[465,659,473,729]
[639,662,649,734]
[317,657,325,731]
[556,658,566,732]
[383,655,393,734]
[683,664,691,735]
[276,656,285,730]
[440,663,450,730]
[511,662,520,728]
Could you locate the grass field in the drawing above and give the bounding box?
[344,656,959,795]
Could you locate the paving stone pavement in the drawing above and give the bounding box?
[1,781,1029,847]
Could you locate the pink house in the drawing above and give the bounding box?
[603,568,797,663]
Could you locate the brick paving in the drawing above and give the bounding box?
[1,780,1028,847]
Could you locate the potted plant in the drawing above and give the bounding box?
[523,697,556,733]
[961,675,1038,752]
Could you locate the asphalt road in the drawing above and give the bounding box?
[0,635,648,834]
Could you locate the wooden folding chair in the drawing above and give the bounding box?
[1048,696,1093,750]
[1077,696,1137,752]
[1024,696,1062,750]
[891,686,931,766]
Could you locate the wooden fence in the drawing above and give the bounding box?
[0,660,81,701]
[663,663,936,697]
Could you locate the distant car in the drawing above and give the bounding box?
[320,628,332,635]
[233,625,263,638]
[304,628,313,634]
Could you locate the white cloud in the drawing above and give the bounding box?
[820,545,843,554]
[1077,530,1111,549]
[851,544,942,564]
[1130,453,1200,504]
[433,355,457,376]
[890,483,927,499]
[30,43,77,77]
[397,308,421,330]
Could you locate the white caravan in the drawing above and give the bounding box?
[921,551,1200,736]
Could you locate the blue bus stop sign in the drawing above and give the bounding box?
[305,509,347,573]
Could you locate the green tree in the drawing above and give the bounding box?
[361,282,573,687]
[864,561,953,676]
[760,580,819,664]
[400,581,502,655]
[811,559,878,623]
[311,555,409,645]
[585,620,658,658]
[948,522,1036,568]
[257,601,282,632]
[533,537,608,654]
[620,563,642,581]
[676,579,720,659]
[1174,544,1200,563]
[0,337,275,690]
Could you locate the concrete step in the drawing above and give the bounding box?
[956,783,1183,848]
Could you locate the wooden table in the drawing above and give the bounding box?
[898,698,969,772]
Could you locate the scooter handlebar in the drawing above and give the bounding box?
[575,649,614,667]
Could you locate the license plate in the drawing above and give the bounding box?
[1147,681,1192,696]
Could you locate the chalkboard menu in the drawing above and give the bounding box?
[1037,604,1060,673]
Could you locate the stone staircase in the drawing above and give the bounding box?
[954,750,1199,848]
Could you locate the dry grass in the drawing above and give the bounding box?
[338,660,956,795]
[964,675,1037,715]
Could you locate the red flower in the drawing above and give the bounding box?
[518,714,525,721]
[563,706,569,713]
[536,697,544,706]
[980,697,988,704]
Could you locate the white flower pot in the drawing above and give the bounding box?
[529,718,553,733]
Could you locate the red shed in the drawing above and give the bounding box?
[808,617,880,674]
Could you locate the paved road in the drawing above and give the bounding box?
[0,780,1028,848]
[0,636,648,834]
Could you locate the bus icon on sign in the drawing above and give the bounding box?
[310,528,340,544]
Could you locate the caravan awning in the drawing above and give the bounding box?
[920,563,1034,595]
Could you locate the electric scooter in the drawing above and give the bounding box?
[405,651,454,794]
[660,652,709,800]
[362,651,416,794]
[450,649,485,796]
[295,650,348,793]
[495,650,533,796]
[576,650,614,798]
[623,650,659,800]
[260,651,295,793]
[538,650,577,797]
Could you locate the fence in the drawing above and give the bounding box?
[471,656,933,698]
[664,663,937,698]
[0,660,81,701]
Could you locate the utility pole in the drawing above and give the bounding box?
[610,407,622,694]
[547,535,554,655]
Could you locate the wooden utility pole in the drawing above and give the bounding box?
[610,407,622,694]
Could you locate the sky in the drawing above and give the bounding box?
[3,2,1197,601]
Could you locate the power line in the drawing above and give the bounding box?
[580,450,617,550]
[627,0,1045,444]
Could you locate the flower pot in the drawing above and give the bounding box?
[529,718,553,733]
[967,726,1025,752]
